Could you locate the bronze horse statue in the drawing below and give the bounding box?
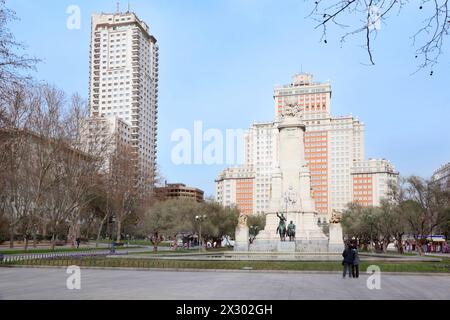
[276,212,287,241]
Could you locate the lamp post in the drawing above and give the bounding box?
[195,215,207,252]
[110,216,116,254]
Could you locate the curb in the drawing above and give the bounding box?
[1,265,450,276]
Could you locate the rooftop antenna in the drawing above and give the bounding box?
[116,0,120,13]
[127,1,131,12]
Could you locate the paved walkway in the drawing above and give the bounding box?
[1,267,449,300]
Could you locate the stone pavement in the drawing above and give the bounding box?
[0,267,449,300]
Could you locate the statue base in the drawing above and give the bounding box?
[249,239,330,252]
[328,223,345,252]
[233,224,249,252]
[248,211,333,252]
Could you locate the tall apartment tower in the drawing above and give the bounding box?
[89,11,159,186]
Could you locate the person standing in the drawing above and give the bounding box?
[76,237,81,249]
[351,244,360,278]
[342,243,354,278]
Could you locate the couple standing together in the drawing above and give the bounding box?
[342,243,360,278]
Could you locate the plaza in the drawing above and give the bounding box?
[1,267,449,300]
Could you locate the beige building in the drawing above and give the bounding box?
[215,73,396,219]
[215,166,255,214]
[432,162,450,190]
[88,11,159,186]
[155,183,204,203]
[351,159,399,207]
[80,116,131,171]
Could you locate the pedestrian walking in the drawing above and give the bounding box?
[342,243,353,278]
[351,244,360,278]
[76,237,81,249]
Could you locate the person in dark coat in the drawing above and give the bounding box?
[342,243,354,278]
[351,244,360,278]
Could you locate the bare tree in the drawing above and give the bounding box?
[0,0,40,89]
[0,84,37,248]
[105,143,141,243]
[403,175,448,254]
[307,0,449,72]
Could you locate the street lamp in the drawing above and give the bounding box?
[110,216,116,254]
[195,215,207,252]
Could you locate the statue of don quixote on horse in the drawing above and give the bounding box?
[277,212,296,242]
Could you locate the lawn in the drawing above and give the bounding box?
[0,246,142,255]
[95,239,172,247]
[3,256,450,273]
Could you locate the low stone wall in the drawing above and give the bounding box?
[247,239,330,253]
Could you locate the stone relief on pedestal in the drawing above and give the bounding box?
[282,186,297,211]
[330,210,342,224]
[238,213,248,226]
[280,103,302,119]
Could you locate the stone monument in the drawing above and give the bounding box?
[249,101,338,252]
[328,211,345,252]
[234,213,249,251]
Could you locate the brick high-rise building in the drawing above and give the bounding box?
[351,159,399,207]
[215,73,397,221]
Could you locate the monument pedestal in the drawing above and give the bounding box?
[234,224,249,252]
[251,211,330,252]
[328,223,344,252]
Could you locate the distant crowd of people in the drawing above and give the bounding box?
[403,241,449,253]
[342,242,360,279]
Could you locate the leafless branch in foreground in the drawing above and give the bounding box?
[306,0,449,72]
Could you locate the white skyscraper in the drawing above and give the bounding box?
[89,11,159,185]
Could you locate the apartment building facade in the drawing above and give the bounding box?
[88,11,159,186]
[432,162,450,190]
[215,73,396,219]
[351,159,399,207]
